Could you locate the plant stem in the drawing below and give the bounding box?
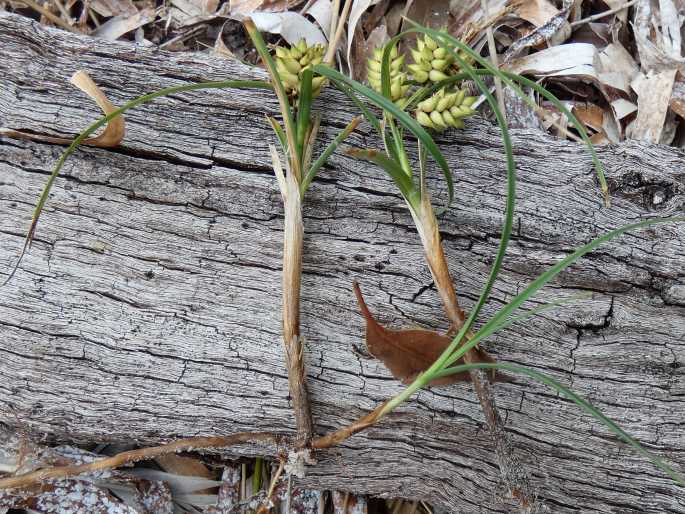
[324,0,353,65]
[410,196,538,509]
[0,433,280,490]
[270,147,314,448]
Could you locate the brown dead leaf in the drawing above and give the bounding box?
[627,68,677,143]
[515,0,559,28]
[0,70,125,148]
[353,282,497,386]
[669,79,685,119]
[573,103,605,132]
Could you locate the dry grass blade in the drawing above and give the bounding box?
[1,70,125,147]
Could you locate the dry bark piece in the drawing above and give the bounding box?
[353,281,497,386]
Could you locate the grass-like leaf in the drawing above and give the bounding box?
[311,64,454,207]
[347,148,419,209]
[489,292,593,332]
[296,68,314,167]
[444,216,685,369]
[435,361,685,486]
[301,116,361,196]
[244,19,301,181]
[1,79,271,287]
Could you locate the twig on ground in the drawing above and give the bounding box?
[0,432,281,491]
[17,0,81,32]
[570,0,639,27]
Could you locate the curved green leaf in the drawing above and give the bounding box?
[445,217,685,368]
[435,362,685,486]
[1,79,271,287]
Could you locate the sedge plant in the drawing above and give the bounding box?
[311,25,685,489]
[4,21,359,450]
[243,19,360,447]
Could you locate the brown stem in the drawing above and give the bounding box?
[272,147,314,447]
[412,197,538,510]
[310,402,388,449]
[0,432,281,491]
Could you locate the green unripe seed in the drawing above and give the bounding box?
[431,59,449,71]
[430,110,447,129]
[429,69,449,82]
[416,110,434,128]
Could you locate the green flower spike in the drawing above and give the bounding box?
[274,39,327,98]
[408,31,473,84]
[415,88,478,131]
[367,44,410,108]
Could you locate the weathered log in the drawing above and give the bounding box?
[0,13,683,513]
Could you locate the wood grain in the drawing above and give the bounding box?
[0,13,684,512]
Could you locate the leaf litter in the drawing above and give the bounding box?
[6,0,684,145]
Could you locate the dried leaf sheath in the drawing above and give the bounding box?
[353,282,497,386]
[270,146,313,446]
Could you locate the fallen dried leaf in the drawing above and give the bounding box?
[89,0,137,18]
[248,11,327,45]
[229,0,298,16]
[573,103,605,132]
[507,42,598,79]
[627,68,677,143]
[669,79,685,119]
[515,0,559,27]
[596,41,639,95]
[92,7,156,41]
[346,0,381,76]
[353,282,497,386]
[610,98,637,120]
[305,0,333,39]
[505,0,573,59]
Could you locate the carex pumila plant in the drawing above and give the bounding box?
[4,19,359,450]
[311,24,685,489]
[243,20,360,448]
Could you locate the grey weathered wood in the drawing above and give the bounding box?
[0,12,684,513]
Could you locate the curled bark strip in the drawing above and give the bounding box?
[0,432,281,491]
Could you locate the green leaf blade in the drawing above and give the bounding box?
[436,362,685,486]
[312,64,454,208]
